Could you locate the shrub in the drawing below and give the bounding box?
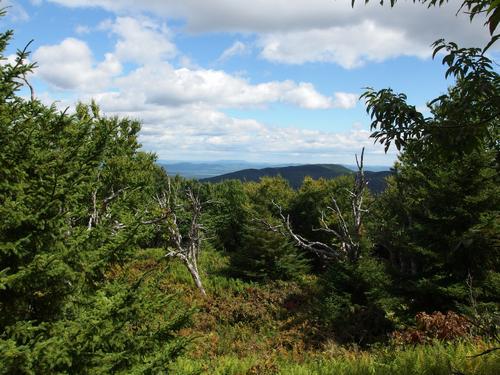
[319,256,397,344]
[391,311,472,345]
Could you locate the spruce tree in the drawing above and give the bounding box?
[231,221,310,281]
[0,12,191,373]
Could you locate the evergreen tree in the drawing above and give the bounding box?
[320,255,397,344]
[205,180,249,253]
[231,221,310,281]
[373,144,499,312]
[362,38,499,312]
[0,14,190,373]
[225,177,310,281]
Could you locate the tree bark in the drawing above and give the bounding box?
[184,259,206,296]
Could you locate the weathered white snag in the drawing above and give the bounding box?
[264,148,368,263]
[154,182,207,296]
[87,171,129,231]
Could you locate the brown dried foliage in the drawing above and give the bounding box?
[392,311,473,345]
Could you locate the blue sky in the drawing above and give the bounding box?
[2,0,496,165]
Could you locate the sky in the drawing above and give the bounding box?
[2,0,497,165]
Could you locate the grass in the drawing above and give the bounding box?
[171,341,500,374]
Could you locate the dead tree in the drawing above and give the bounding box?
[87,173,208,296]
[263,148,368,263]
[322,147,367,261]
[153,181,207,296]
[87,171,129,231]
[261,202,341,261]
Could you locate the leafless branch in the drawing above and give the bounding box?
[258,201,342,260]
[22,74,35,101]
[141,215,168,225]
[144,180,208,296]
[467,347,500,358]
[103,187,128,206]
[87,176,129,230]
[263,147,368,263]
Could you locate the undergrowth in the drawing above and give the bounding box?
[129,247,499,374]
[170,341,500,375]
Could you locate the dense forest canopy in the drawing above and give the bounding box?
[0,1,499,373]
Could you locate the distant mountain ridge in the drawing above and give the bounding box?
[201,164,392,193]
[158,160,298,179]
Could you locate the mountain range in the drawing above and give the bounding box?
[201,164,392,193]
[159,161,392,193]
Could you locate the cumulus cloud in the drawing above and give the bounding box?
[142,114,392,163]
[100,16,177,64]
[94,99,391,163]
[63,68,375,163]
[33,38,122,91]
[30,10,393,163]
[333,92,359,109]
[259,20,430,68]
[112,63,356,110]
[33,14,354,109]
[47,0,494,64]
[29,76,388,163]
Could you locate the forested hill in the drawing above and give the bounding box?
[201,164,392,193]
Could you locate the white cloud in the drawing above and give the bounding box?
[145,114,392,163]
[61,62,373,163]
[47,0,498,67]
[27,76,389,162]
[112,63,356,110]
[102,16,176,64]
[280,82,333,109]
[177,55,199,69]
[32,15,353,110]
[259,20,430,68]
[29,11,394,163]
[33,38,122,91]
[333,92,359,109]
[217,41,249,62]
[93,99,391,163]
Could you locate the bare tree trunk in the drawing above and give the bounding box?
[153,181,208,297]
[261,148,368,264]
[184,259,206,296]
